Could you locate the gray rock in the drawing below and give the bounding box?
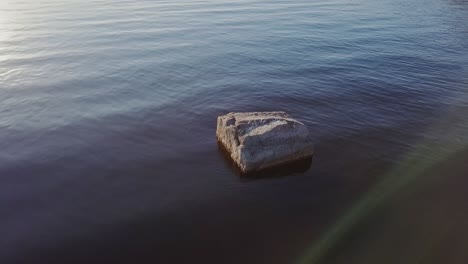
[216,111,313,173]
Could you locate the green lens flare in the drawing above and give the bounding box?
[296,106,468,264]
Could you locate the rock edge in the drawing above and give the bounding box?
[216,111,313,173]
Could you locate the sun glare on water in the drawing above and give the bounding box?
[0,1,16,45]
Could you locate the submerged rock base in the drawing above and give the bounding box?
[216,111,314,174]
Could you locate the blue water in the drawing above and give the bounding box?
[1,0,468,263]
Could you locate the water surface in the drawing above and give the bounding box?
[1,0,468,263]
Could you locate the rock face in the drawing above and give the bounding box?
[216,112,313,173]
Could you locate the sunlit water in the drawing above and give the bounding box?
[1,0,468,263]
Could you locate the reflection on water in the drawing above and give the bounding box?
[1,0,468,263]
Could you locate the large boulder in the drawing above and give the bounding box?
[216,111,313,173]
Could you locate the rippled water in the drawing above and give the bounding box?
[1,0,468,263]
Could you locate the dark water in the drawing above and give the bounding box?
[1,0,468,263]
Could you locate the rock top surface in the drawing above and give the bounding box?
[216,111,313,173]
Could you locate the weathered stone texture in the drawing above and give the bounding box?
[216,112,313,173]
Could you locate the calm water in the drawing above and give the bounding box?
[1,0,468,263]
